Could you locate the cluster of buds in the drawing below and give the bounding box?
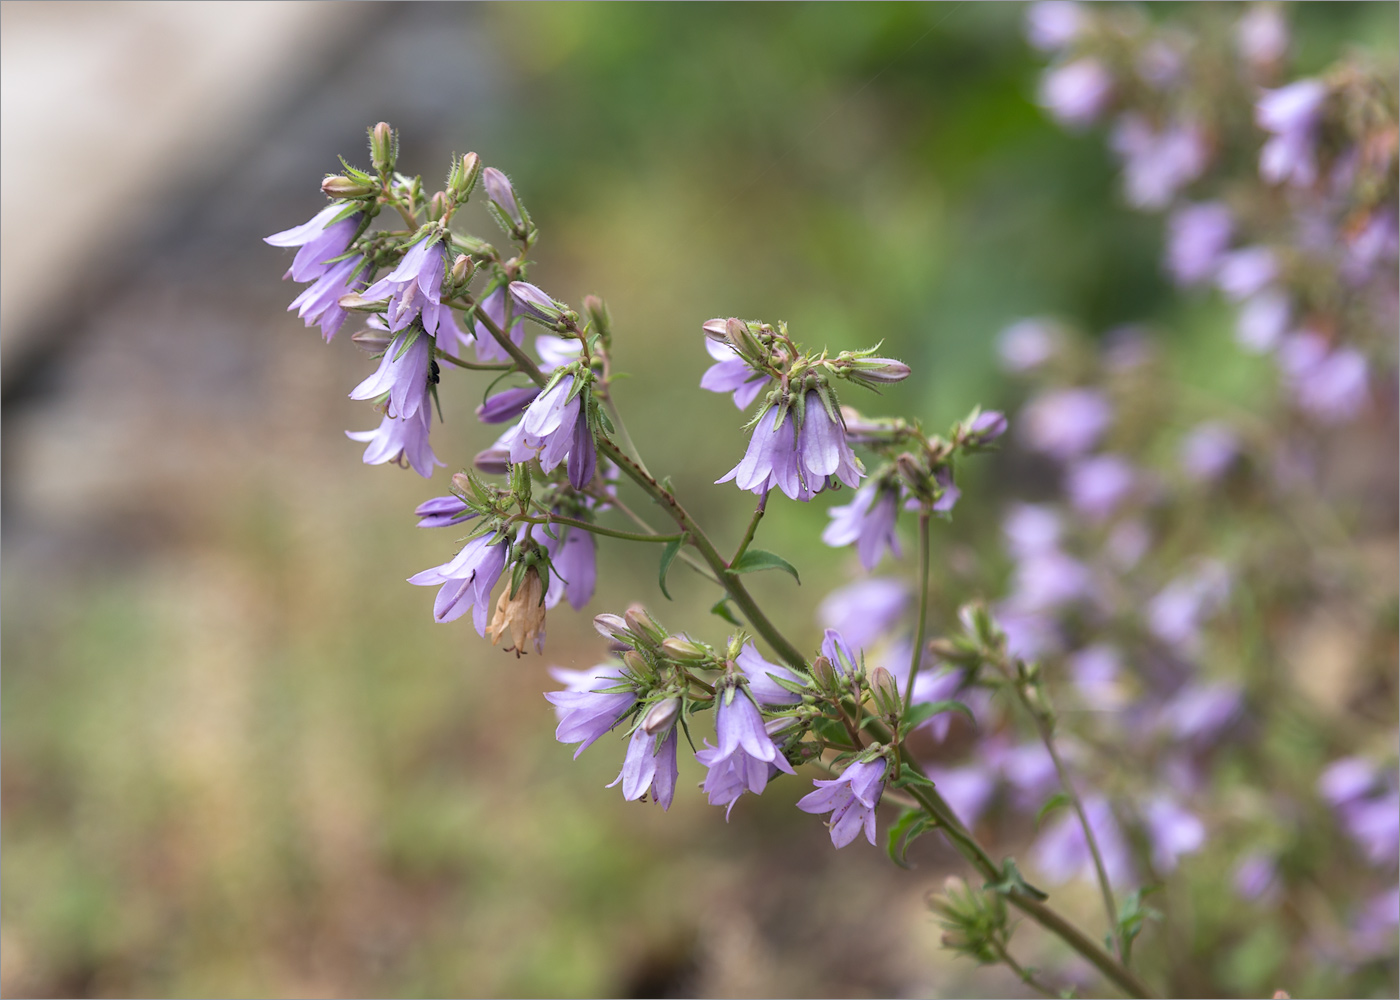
[927,876,1011,967]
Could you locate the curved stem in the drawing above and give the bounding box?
[519,514,683,544]
[436,349,514,371]
[732,490,769,563]
[989,936,1062,1000]
[903,510,931,708]
[1000,656,1122,962]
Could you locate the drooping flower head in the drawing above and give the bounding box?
[543,523,597,611]
[265,204,363,282]
[361,233,462,342]
[346,406,443,478]
[700,319,771,409]
[1257,79,1328,187]
[696,682,795,817]
[797,757,888,848]
[720,390,862,500]
[609,699,681,810]
[349,327,433,420]
[287,255,367,342]
[407,532,510,634]
[546,664,637,758]
[486,564,548,654]
[735,643,806,707]
[508,373,597,488]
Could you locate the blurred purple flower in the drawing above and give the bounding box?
[1257,79,1327,187]
[536,334,583,373]
[817,578,909,651]
[415,494,472,529]
[1143,795,1205,872]
[346,407,443,479]
[1234,851,1281,903]
[546,664,635,758]
[1147,560,1230,651]
[1039,59,1114,129]
[926,764,998,828]
[1319,757,1378,807]
[1111,114,1209,209]
[1353,885,1400,959]
[407,533,509,633]
[1010,549,1094,612]
[1217,246,1278,300]
[1022,387,1112,460]
[996,604,1061,660]
[1025,1,1084,51]
[1106,519,1151,570]
[1167,202,1233,286]
[797,757,888,848]
[910,668,970,742]
[1136,39,1185,91]
[1236,289,1291,352]
[998,318,1063,372]
[995,741,1059,807]
[1161,680,1243,745]
[701,336,770,409]
[1236,4,1288,68]
[1003,503,1062,558]
[265,205,362,282]
[1344,208,1400,283]
[1033,795,1134,886]
[696,692,795,817]
[1180,422,1240,482]
[349,328,432,419]
[609,726,679,810]
[1278,334,1369,424]
[1069,645,1127,711]
[1065,454,1135,521]
[824,481,901,569]
[1341,791,1399,867]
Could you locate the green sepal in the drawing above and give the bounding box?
[889,769,937,790]
[728,548,800,584]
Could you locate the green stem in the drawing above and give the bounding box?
[520,514,682,544]
[732,490,769,563]
[989,936,1061,1000]
[436,349,514,372]
[473,304,809,671]
[1002,657,1122,962]
[904,510,931,708]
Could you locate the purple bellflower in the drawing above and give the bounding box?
[1278,334,1369,424]
[265,205,362,282]
[407,533,509,634]
[736,643,805,706]
[797,757,888,848]
[509,281,563,325]
[482,167,525,227]
[509,374,596,488]
[1147,560,1230,652]
[346,407,443,478]
[1233,852,1281,903]
[1167,202,1234,286]
[1237,4,1288,69]
[1180,422,1240,482]
[1021,387,1112,460]
[1025,1,1084,52]
[1237,290,1291,352]
[701,328,771,409]
[998,318,1063,372]
[546,664,636,758]
[822,480,902,569]
[349,328,432,419]
[1143,795,1206,872]
[287,255,366,342]
[543,524,597,611]
[1033,795,1134,886]
[695,688,795,817]
[361,234,460,342]
[720,393,862,500]
[1257,79,1328,187]
[1039,58,1114,129]
[926,764,998,828]
[415,494,472,529]
[817,578,909,652]
[472,286,527,363]
[536,335,583,373]
[609,707,680,810]
[1217,246,1278,300]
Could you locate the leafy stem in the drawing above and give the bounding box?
[904,509,932,708]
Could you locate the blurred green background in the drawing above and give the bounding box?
[2,2,1395,997]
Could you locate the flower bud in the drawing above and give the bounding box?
[958,601,1001,650]
[811,655,839,692]
[593,613,631,643]
[725,317,764,361]
[350,329,393,353]
[869,666,902,717]
[476,386,540,424]
[509,281,564,325]
[450,152,482,199]
[642,697,681,735]
[450,253,475,289]
[338,292,386,312]
[847,356,912,384]
[321,174,376,198]
[583,295,612,346]
[702,318,728,342]
[370,122,396,173]
[660,637,708,662]
[622,650,654,679]
[624,605,667,647]
[428,191,449,222]
[483,166,524,226]
[451,472,474,495]
[895,452,930,498]
[473,446,511,475]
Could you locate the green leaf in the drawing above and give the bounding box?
[1116,886,1162,965]
[728,548,800,584]
[903,699,975,731]
[658,538,682,600]
[886,808,933,870]
[709,597,742,627]
[1035,792,1072,830]
[811,717,849,744]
